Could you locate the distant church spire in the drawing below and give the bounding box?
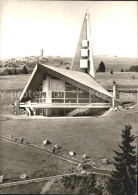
[71,12,95,78]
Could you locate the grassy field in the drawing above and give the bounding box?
[0,74,29,91]
[0,110,137,163]
[0,139,76,182]
[0,179,50,194]
[96,72,138,86]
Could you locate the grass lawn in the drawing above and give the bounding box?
[0,179,49,194]
[0,110,137,165]
[0,139,76,183]
[96,72,138,86]
[0,74,29,91]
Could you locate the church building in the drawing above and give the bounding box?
[19,12,120,117]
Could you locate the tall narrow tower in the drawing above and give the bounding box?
[41,49,44,57]
[71,12,95,78]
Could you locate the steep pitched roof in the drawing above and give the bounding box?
[40,64,112,97]
[20,63,112,102]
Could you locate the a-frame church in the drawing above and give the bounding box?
[19,13,120,117]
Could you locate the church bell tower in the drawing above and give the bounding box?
[71,11,95,78]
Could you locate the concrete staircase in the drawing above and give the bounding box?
[66,102,113,117]
[66,105,91,117]
[25,107,35,116]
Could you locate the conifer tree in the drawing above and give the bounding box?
[107,125,136,195]
[22,66,28,74]
[98,61,106,72]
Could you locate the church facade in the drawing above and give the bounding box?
[19,13,120,117]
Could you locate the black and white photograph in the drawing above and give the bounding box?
[0,0,137,194]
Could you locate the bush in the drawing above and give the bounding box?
[26,62,36,68]
[3,68,12,75]
[12,68,18,75]
[28,68,33,74]
[17,68,23,74]
[61,174,103,194]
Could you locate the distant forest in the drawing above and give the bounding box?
[128,65,138,72]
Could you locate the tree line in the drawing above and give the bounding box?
[1,62,137,76]
[0,66,33,75]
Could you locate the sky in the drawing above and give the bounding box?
[0,0,137,60]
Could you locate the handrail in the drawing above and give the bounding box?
[20,102,112,106]
[19,103,112,106]
[66,102,112,116]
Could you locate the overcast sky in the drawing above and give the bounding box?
[0,0,137,60]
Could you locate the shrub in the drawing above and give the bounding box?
[61,174,103,194]
[110,70,113,74]
[12,68,18,75]
[3,68,12,75]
